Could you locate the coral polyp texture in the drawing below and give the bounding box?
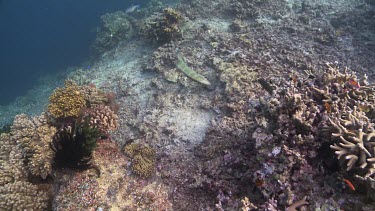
[48,80,86,119]
[124,142,156,178]
[10,113,57,179]
[0,132,49,210]
[82,105,119,134]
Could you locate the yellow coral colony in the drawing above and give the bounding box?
[124,143,156,178]
[48,80,86,119]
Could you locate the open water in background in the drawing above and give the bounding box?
[0,0,143,105]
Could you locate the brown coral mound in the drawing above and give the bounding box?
[124,143,156,178]
[0,133,49,210]
[79,83,109,107]
[139,7,184,44]
[10,113,57,179]
[48,80,86,119]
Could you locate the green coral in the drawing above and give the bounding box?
[124,143,156,178]
[48,80,86,119]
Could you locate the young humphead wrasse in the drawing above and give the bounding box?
[126,5,140,14]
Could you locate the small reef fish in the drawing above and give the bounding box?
[348,78,360,89]
[343,178,356,191]
[125,5,140,14]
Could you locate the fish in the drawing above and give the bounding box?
[348,78,360,89]
[125,5,140,14]
[176,55,211,86]
[343,178,355,191]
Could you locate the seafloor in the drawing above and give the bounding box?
[1,0,375,210]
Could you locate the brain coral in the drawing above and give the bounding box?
[48,80,86,119]
[124,143,156,178]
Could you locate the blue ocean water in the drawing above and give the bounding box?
[0,0,142,105]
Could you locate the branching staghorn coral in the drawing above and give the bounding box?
[313,63,375,177]
[10,113,57,179]
[329,107,375,177]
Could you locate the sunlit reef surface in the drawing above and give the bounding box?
[1,0,375,210]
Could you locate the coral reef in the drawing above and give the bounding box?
[52,120,101,169]
[82,104,119,134]
[79,83,109,107]
[2,0,375,210]
[11,113,57,179]
[0,181,49,210]
[329,107,375,176]
[124,142,156,178]
[0,132,49,210]
[139,7,185,44]
[92,11,134,54]
[53,140,172,210]
[48,80,86,119]
[0,133,27,186]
